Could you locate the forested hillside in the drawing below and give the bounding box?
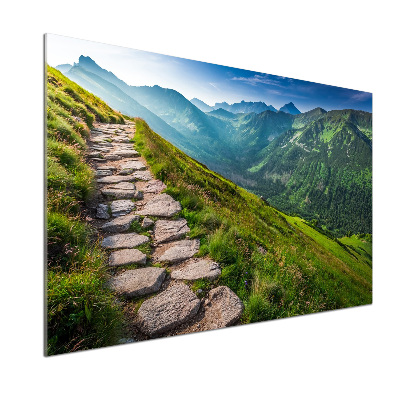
[246,110,372,234]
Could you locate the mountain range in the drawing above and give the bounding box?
[190,98,302,115]
[57,56,372,234]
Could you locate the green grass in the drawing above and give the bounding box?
[133,118,372,324]
[46,66,125,355]
[339,234,372,267]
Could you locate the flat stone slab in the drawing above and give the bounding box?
[97,175,136,184]
[110,199,135,217]
[136,193,182,217]
[101,213,139,233]
[156,239,200,263]
[168,285,244,335]
[104,154,122,161]
[109,248,147,267]
[102,232,149,249]
[118,168,134,176]
[91,158,107,162]
[120,160,146,171]
[92,138,111,143]
[113,150,139,158]
[154,219,190,243]
[96,169,113,177]
[101,188,138,199]
[171,259,221,281]
[142,217,154,228]
[91,146,111,152]
[108,267,166,298]
[137,283,200,337]
[89,152,103,158]
[140,180,167,194]
[113,182,136,190]
[94,142,113,148]
[131,170,152,181]
[202,286,244,329]
[96,204,110,219]
[97,165,116,170]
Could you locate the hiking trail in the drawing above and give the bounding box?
[86,121,244,342]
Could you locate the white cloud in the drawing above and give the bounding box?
[231,74,291,88]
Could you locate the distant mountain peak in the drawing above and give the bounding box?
[78,55,96,64]
[279,102,301,115]
[55,63,73,74]
[213,100,277,114]
[190,98,214,112]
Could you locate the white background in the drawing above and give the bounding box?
[1,1,399,399]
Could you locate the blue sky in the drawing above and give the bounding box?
[47,34,372,113]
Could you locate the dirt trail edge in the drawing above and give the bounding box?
[86,121,244,344]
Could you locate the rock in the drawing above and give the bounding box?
[132,170,152,181]
[94,142,113,147]
[91,145,110,152]
[171,286,244,334]
[104,154,122,161]
[154,219,190,243]
[107,267,166,298]
[113,182,136,190]
[101,232,149,249]
[101,187,138,199]
[89,152,103,158]
[101,184,143,199]
[156,239,200,263]
[113,150,139,158]
[203,286,244,328]
[134,191,144,200]
[141,217,154,228]
[137,283,200,337]
[118,168,134,175]
[136,193,181,217]
[108,248,147,267]
[90,158,107,162]
[101,213,139,233]
[120,160,146,171]
[92,138,111,144]
[96,169,113,177]
[171,259,221,281]
[97,175,136,184]
[96,204,110,219]
[110,199,135,217]
[140,180,167,194]
[97,165,116,170]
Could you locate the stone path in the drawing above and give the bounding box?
[86,121,244,344]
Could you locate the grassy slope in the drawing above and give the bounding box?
[46,66,125,355]
[339,234,372,267]
[133,118,372,323]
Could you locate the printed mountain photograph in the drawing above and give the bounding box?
[45,34,372,356]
